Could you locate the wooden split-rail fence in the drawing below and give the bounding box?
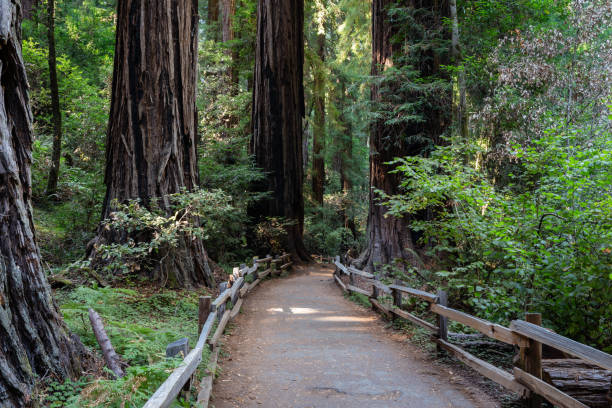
[143,253,293,408]
[333,256,612,408]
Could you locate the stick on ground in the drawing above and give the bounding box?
[88,308,125,378]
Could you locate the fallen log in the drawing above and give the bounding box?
[88,308,124,378]
[542,359,612,408]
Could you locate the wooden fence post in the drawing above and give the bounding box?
[392,287,402,309]
[372,276,379,300]
[198,296,211,335]
[520,312,543,408]
[266,254,271,271]
[436,290,448,354]
[391,281,402,321]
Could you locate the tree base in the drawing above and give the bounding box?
[87,228,215,289]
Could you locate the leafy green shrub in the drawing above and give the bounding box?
[254,217,292,255]
[91,189,245,276]
[382,129,612,349]
[43,378,89,408]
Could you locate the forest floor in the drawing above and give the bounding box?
[212,264,503,408]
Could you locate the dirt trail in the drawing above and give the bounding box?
[212,264,496,408]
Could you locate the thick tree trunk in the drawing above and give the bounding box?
[45,0,62,197]
[0,2,84,405]
[250,0,310,261]
[311,33,325,205]
[355,0,451,272]
[96,0,214,288]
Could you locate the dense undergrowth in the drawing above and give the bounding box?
[41,285,211,407]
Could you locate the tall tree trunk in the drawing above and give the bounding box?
[221,0,238,84]
[311,33,325,205]
[250,0,310,261]
[449,0,468,140]
[208,0,219,39]
[338,81,356,240]
[95,0,214,288]
[355,0,451,272]
[45,0,62,197]
[0,2,84,405]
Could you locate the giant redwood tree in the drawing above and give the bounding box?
[355,0,451,271]
[0,2,84,405]
[96,0,214,287]
[250,0,310,260]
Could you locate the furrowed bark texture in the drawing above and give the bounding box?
[0,2,83,405]
[99,0,214,288]
[45,0,62,197]
[250,0,310,260]
[221,0,237,84]
[311,33,325,205]
[339,83,357,241]
[356,0,451,272]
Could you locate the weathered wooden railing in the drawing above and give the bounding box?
[333,256,612,408]
[143,253,293,408]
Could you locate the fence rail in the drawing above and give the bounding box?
[143,253,293,408]
[332,256,611,408]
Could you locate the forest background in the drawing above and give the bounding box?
[13,0,611,404]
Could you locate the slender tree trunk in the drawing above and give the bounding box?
[45,0,62,197]
[250,0,310,261]
[0,2,84,405]
[94,0,214,288]
[221,0,238,85]
[208,0,219,39]
[450,0,467,140]
[311,33,325,205]
[338,81,356,239]
[355,0,451,272]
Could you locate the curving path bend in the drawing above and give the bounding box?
[212,264,496,408]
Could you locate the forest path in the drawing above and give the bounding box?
[212,264,495,408]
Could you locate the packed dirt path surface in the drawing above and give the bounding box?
[212,264,493,408]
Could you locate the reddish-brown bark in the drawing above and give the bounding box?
[355,0,451,271]
[250,0,310,261]
[96,0,214,287]
[312,33,326,205]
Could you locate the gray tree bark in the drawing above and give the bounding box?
[0,2,84,405]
